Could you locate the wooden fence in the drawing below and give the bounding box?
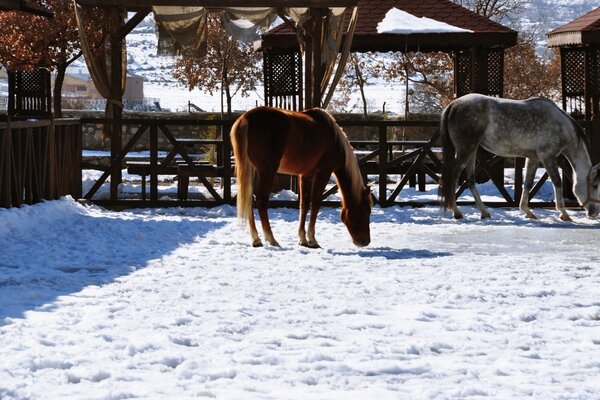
[80,117,560,209]
[0,118,82,208]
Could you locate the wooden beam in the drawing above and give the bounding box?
[121,8,152,40]
[76,0,358,7]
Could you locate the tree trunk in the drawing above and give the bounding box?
[353,55,368,118]
[53,63,67,118]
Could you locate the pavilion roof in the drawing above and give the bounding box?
[0,0,53,17]
[262,0,517,52]
[547,7,600,47]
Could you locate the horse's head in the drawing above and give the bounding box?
[341,187,372,247]
[581,163,600,218]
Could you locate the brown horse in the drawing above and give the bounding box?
[230,106,372,248]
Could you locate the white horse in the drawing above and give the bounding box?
[439,93,600,221]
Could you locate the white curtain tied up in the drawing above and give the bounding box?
[154,6,356,108]
[74,4,357,109]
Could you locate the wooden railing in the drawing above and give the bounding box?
[0,118,82,208]
[79,116,575,209]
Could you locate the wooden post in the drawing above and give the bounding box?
[303,15,314,109]
[311,8,325,109]
[110,6,124,200]
[378,124,388,206]
[0,121,11,207]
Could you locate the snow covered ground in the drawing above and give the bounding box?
[1,196,599,399]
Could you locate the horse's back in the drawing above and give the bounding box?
[445,94,577,158]
[236,106,337,175]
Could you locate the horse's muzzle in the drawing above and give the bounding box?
[353,237,370,247]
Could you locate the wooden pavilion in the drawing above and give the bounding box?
[74,0,361,202]
[262,0,518,110]
[548,7,600,162]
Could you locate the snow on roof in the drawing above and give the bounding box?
[377,7,474,34]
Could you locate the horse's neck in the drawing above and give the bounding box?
[565,137,592,182]
[334,166,360,206]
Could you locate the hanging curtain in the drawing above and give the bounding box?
[321,6,359,109]
[73,0,125,136]
[153,6,207,57]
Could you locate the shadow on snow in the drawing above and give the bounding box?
[0,203,226,322]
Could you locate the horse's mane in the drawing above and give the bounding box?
[529,97,590,158]
[305,108,364,204]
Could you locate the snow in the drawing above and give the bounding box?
[377,8,474,35]
[1,195,600,399]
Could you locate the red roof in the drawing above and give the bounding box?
[547,7,600,47]
[263,0,517,52]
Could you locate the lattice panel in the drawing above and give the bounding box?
[455,51,471,97]
[8,68,52,117]
[263,49,302,110]
[561,48,585,96]
[486,49,504,96]
[455,49,504,97]
[264,50,302,95]
[589,48,600,98]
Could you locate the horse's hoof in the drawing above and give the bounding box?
[560,214,572,222]
[268,240,281,247]
[453,212,463,220]
[252,240,263,247]
[301,240,320,249]
[481,212,491,219]
[525,213,537,220]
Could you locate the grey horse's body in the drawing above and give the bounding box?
[439,93,600,220]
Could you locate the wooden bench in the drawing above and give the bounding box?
[177,163,227,200]
[126,160,228,200]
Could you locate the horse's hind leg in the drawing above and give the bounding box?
[541,157,572,221]
[297,175,311,247]
[255,170,281,246]
[448,150,476,219]
[463,153,491,219]
[248,211,262,247]
[520,158,539,219]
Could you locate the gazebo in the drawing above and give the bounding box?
[262,0,518,110]
[73,0,360,202]
[548,7,600,162]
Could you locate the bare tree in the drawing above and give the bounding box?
[172,13,262,118]
[453,0,524,22]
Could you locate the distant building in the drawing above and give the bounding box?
[60,69,144,103]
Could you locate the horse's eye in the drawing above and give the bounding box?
[593,183,599,189]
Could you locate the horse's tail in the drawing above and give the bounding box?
[230,115,255,223]
[438,103,456,211]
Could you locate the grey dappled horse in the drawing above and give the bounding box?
[439,93,600,221]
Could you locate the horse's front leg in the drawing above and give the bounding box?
[255,170,280,246]
[304,172,331,248]
[297,175,312,247]
[542,157,571,221]
[520,158,539,219]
